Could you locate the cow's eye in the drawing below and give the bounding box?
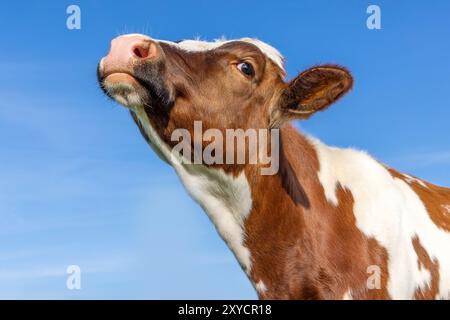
[237,62,255,77]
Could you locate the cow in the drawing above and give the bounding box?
[97,33,450,300]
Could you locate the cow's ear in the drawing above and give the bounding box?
[270,65,353,127]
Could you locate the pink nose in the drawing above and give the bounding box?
[101,34,159,75]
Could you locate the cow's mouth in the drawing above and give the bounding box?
[98,68,149,108]
[98,63,173,112]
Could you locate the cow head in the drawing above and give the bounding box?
[97,34,353,167]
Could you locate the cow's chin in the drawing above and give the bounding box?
[103,73,148,109]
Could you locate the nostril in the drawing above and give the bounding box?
[133,45,149,59]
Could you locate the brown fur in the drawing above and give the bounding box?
[245,126,390,299]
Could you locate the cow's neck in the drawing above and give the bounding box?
[241,124,325,298]
[169,124,324,297]
[131,106,255,275]
[132,107,327,298]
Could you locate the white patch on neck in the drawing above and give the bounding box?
[442,205,450,215]
[255,280,268,295]
[342,290,353,300]
[402,174,429,188]
[308,137,450,299]
[158,37,285,71]
[132,106,253,274]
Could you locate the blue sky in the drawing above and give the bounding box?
[0,1,449,299]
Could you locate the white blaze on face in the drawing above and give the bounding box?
[157,37,285,71]
[309,136,450,299]
[131,105,254,274]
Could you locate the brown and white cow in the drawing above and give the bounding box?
[97,33,450,300]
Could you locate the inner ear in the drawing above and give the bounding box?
[271,65,353,126]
